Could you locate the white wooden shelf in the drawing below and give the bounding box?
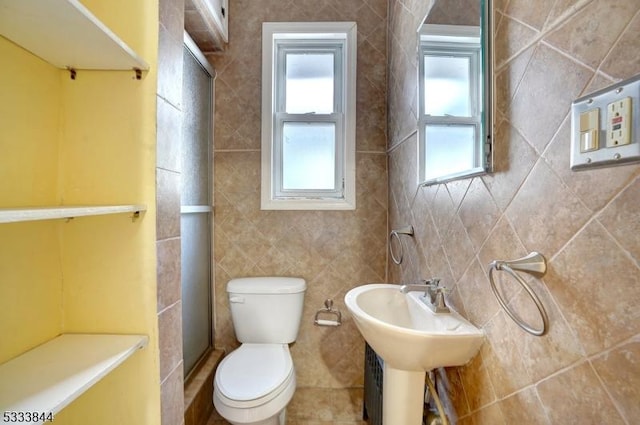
[0,205,146,224]
[0,334,148,424]
[0,0,148,71]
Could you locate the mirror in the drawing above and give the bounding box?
[417,0,493,185]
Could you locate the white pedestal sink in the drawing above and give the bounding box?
[345,284,484,425]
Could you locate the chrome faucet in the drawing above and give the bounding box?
[399,279,430,295]
[426,279,450,313]
[399,278,450,314]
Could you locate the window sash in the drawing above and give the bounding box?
[272,42,345,199]
[271,38,346,200]
[273,112,344,198]
[275,42,344,115]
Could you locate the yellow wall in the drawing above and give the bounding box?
[0,0,160,423]
[0,37,63,362]
[56,69,160,424]
[0,38,60,207]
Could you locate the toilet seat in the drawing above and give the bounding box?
[215,343,294,409]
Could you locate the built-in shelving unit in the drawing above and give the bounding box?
[0,334,148,424]
[0,205,147,224]
[1,0,155,421]
[0,0,149,71]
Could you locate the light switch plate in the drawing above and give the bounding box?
[579,108,599,152]
[571,74,640,171]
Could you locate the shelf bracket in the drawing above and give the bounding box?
[133,68,142,80]
[67,67,77,80]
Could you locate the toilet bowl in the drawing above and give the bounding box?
[213,344,295,425]
[212,277,306,425]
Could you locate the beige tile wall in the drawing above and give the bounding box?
[207,0,388,420]
[157,0,186,424]
[388,0,640,423]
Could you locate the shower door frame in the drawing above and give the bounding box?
[181,32,216,380]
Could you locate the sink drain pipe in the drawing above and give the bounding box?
[425,373,449,425]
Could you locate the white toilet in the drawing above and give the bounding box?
[213,277,306,425]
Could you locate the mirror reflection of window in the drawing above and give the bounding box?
[423,55,472,117]
[418,23,484,184]
[424,125,476,180]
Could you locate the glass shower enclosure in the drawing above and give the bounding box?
[181,40,214,377]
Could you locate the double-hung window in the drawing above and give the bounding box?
[261,22,357,210]
[418,24,483,183]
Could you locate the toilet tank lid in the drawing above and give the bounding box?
[227,277,306,294]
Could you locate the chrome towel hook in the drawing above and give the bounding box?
[488,252,549,336]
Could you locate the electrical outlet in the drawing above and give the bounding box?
[606,97,632,147]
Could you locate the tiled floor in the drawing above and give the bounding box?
[206,415,368,425]
[206,387,368,425]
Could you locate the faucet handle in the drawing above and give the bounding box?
[433,289,450,312]
[432,282,451,313]
[427,277,442,288]
[435,285,450,296]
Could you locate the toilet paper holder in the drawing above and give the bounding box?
[314,299,342,327]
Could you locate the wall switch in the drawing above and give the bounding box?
[606,97,632,147]
[579,108,600,152]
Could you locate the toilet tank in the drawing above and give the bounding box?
[227,277,306,344]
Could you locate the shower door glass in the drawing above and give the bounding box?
[181,41,213,376]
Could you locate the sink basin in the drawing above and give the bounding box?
[345,283,483,371]
[345,283,484,424]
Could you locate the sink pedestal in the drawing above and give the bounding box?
[382,364,426,425]
[345,284,484,424]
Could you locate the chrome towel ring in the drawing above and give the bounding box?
[488,252,549,336]
[389,225,414,265]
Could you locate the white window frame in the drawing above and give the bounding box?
[261,22,357,210]
[418,24,484,184]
